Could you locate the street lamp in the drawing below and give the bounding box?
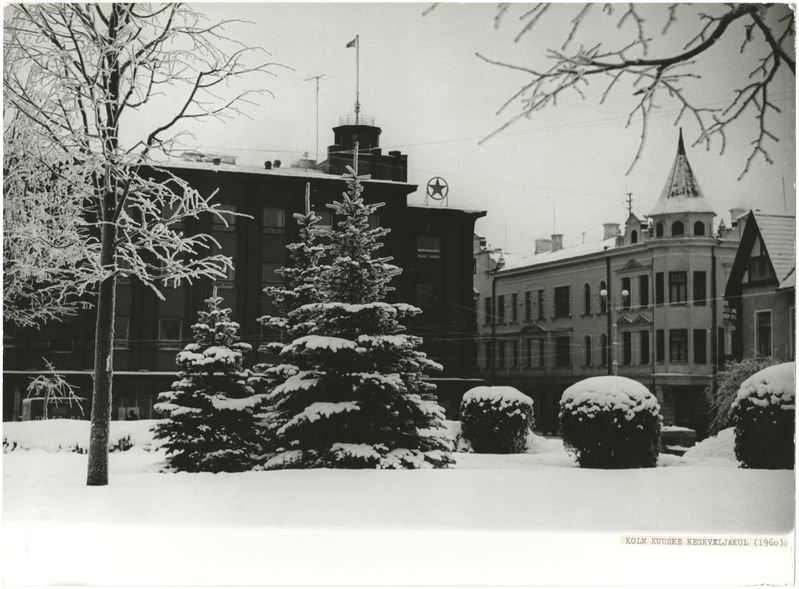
[600,287,629,376]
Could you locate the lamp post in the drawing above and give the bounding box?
[600,288,629,376]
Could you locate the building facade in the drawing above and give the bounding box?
[475,133,742,437]
[724,211,795,362]
[4,118,485,421]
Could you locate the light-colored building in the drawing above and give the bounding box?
[724,211,796,362]
[475,132,743,437]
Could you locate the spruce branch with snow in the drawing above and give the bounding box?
[3,4,280,485]
[153,290,264,473]
[263,156,454,470]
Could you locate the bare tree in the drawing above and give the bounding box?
[26,359,86,421]
[475,3,795,177]
[4,4,281,485]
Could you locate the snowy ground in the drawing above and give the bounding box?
[3,420,795,586]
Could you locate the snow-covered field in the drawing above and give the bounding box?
[3,420,795,586]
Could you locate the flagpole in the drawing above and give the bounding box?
[355,34,360,124]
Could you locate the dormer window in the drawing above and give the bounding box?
[694,221,705,236]
[655,223,664,237]
[672,221,685,236]
[630,230,638,244]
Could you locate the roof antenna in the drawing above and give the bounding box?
[304,74,327,163]
[782,177,788,212]
[626,192,633,217]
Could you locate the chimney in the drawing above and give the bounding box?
[550,234,563,252]
[273,159,282,168]
[212,157,221,166]
[534,238,552,254]
[603,222,621,240]
[264,161,272,170]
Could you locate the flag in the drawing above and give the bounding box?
[346,36,357,49]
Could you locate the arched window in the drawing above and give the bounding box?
[630,230,638,244]
[694,221,705,236]
[599,281,607,314]
[583,283,591,315]
[655,223,664,237]
[584,335,592,367]
[600,333,608,367]
[672,221,685,236]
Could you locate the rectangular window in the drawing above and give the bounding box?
[622,332,632,365]
[48,319,75,353]
[621,277,631,309]
[484,297,492,325]
[497,295,506,323]
[639,275,649,307]
[669,271,687,304]
[718,327,726,363]
[317,210,334,230]
[511,339,519,368]
[497,340,506,368]
[263,207,286,231]
[555,336,571,367]
[669,329,688,363]
[262,262,283,284]
[158,318,183,349]
[554,286,570,318]
[640,331,650,365]
[656,330,665,363]
[3,321,16,348]
[213,204,237,231]
[417,236,442,259]
[791,308,795,360]
[527,339,545,368]
[538,339,545,368]
[755,310,772,357]
[114,317,130,349]
[655,272,664,306]
[694,329,708,364]
[537,290,544,320]
[486,341,493,369]
[693,271,707,306]
[510,293,518,322]
[525,339,532,368]
[525,291,532,322]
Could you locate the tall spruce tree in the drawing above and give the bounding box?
[153,289,264,472]
[263,154,453,469]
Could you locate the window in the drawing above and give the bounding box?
[718,327,726,363]
[527,338,545,368]
[367,213,380,230]
[262,207,287,289]
[484,297,492,325]
[694,329,707,364]
[486,341,493,368]
[511,339,519,368]
[497,295,506,323]
[417,236,442,259]
[669,329,688,363]
[639,275,649,307]
[417,283,442,308]
[693,271,707,306]
[755,311,772,357]
[263,207,286,231]
[748,237,774,283]
[672,221,685,236]
[600,334,608,367]
[640,331,650,365]
[537,290,544,320]
[655,272,664,306]
[555,336,571,367]
[630,230,638,244]
[262,262,283,284]
[694,221,705,236]
[669,271,687,304]
[159,318,183,349]
[621,277,631,309]
[497,340,506,368]
[584,335,592,367]
[316,210,334,230]
[656,223,664,237]
[599,281,607,313]
[213,204,237,231]
[791,308,796,360]
[656,330,665,363]
[622,332,632,365]
[511,293,518,322]
[48,319,75,353]
[583,283,591,315]
[3,322,16,348]
[554,286,570,318]
[114,317,130,349]
[525,291,532,322]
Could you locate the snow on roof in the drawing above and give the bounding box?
[752,211,796,285]
[408,205,487,216]
[649,131,716,217]
[499,238,617,272]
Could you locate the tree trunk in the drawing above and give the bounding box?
[86,220,117,486]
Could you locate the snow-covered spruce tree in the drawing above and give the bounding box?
[263,160,453,469]
[251,184,327,453]
[153,290,264,473]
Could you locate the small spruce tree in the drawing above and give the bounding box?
[263,156,453,469]
[153,289,263,472]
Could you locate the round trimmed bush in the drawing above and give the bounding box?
[460,386,534,453]
[559,376,661,468]
[732,362,795,470]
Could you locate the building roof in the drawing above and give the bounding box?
[499,237,617,272]
[753,211,796,285]
[649,130,716,217]
[408,204,487,216]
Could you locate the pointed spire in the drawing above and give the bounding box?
[648,130,715,217]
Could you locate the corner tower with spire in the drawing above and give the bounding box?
[648,129,716,239]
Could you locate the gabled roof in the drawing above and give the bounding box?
[649,130,716,217]
[755,211,796,285]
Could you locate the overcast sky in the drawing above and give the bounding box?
[158,3,796,253]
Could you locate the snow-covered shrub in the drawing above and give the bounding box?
[731,362,795,470]
[153,291,265,473]
[559,376,661,469]
[460,386,534,453]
